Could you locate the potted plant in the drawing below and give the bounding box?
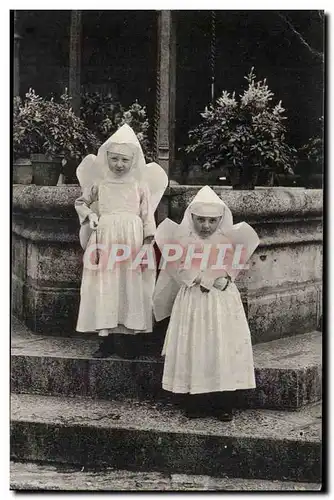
[13,89,99,185]
[185,68,297,190]
[13,97,33,184]
[119,101,153,162]
[80,91,154,162]
[297,118,324,188]
[80,90,123,144]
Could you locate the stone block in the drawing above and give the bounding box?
[12,234,27,281]
[297,365,322,407]
[248,283,322,344]
[24,286,80,334]
[11,355,89,398]
[239,244,323,291]
[88,357,164,401]
[88,359,139,400]
[11,275,25,319]
[27,242,83,288]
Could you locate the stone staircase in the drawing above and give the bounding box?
[10,317,323,491]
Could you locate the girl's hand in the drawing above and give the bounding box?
[143,236,154,245]
[140,258,149,271]
[213,276,230,291]
[140,237,154,270]
[89,213,99,230]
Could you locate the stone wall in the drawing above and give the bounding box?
[12,185,322,343]
[12,186,82,334]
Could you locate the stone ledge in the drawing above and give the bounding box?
[12,219,80,243]
[168,186,323,222]
[13,185,323,221]
[10,394,322,482]
[13,185,80,215]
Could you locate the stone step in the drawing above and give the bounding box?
[11,394,322,483]
[10,462,322,491]
[11,317,322,410]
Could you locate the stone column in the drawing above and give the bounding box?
[13,11,21,97]
[155,10,176,223]
[12,185,82,334]
[69,10,82,116]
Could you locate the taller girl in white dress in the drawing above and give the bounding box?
[153,186,260,420]
[75,125,157,358]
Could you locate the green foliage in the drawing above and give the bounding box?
[298,117,324,174]
[80,92,153,161]
[185,68,297,175]
[80,91,123,144]
[13,89,153,165]
[13,89,99,161]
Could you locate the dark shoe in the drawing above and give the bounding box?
[120,336,138,359]
[92,348,109,359]
[208,392,235,421]
[212,408,234,422]
[183,394,207,419]
[184,407,206,419]
[92,336,114,358]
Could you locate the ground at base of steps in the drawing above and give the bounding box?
[10,462,322,491]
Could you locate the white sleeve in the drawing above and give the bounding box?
[75,184,98,225]
[140,183,156,238]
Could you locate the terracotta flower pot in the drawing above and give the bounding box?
[62,158,80,185]
[31,154,62,186]
[13,158,33,185]
[276,174,302,187]
[228,165,260,190]
[186,164,225,185]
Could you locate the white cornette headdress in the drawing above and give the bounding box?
[179,185,233,237]
[94,123,147,181]
[76,124,168,249]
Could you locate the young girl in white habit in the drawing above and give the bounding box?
[153,186,259,421]
[75,125,156,358]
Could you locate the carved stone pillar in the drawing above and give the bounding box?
[69,10,82,116]
[13,11,21,97]
[154,11,176,222]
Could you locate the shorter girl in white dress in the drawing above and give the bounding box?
[153,186,259,421]
[75,126,156,358]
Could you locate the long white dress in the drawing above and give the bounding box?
[154,185,257,394]
[161,233,256,394]
[75,175,156,334]
[161,270,256,394]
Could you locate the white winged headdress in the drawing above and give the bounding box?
[76,124,168,249]
[153,186,260,322]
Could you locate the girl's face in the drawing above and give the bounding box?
[107,151,133,176]
[191,214,222,238]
